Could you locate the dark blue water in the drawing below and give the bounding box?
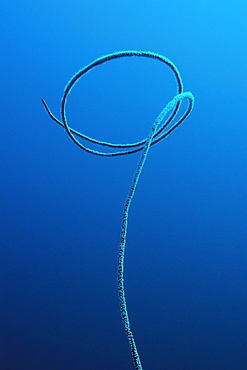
[1,1,247,369]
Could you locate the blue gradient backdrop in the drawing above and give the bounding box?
[1,1,247,369]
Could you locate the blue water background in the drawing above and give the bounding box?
[1,1,247,369]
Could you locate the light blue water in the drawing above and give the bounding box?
[1,1,247,369]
